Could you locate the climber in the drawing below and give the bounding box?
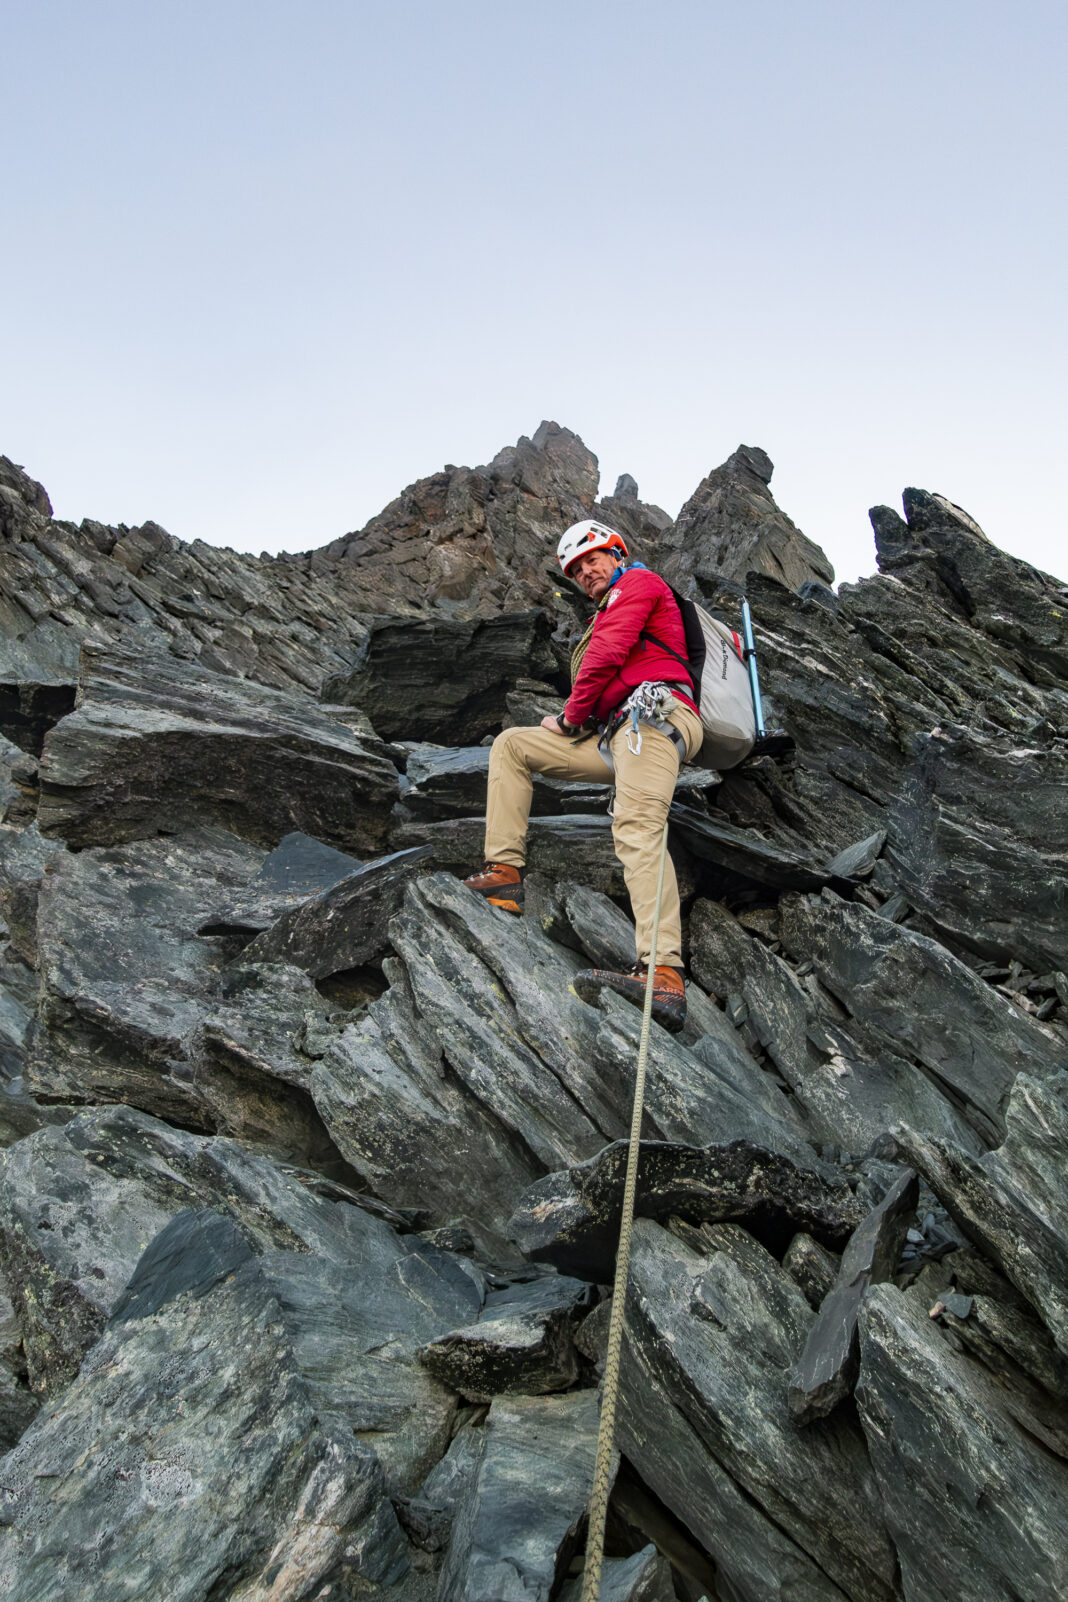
[462,519,703,1032]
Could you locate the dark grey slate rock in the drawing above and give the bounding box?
[683,991,812,1130]
[779,889,1062,1141]
[882,724,1068,974]
[252,1241,480,1493]
[0,682,76,757]
[620,1219,897,1602]
[504,680,568,728]
[654,444,835,595]
[311,871,803,1259]
[893,1072,1068,1353]
[37,641,399,852]
[109,1205,255,1324]
[711,544,1065,976]
[856,1282,1068,1602]
[826,830,886,880]
[196,829,364,938]
[788,1168,918,1422]
[0,1209,408,1601]
[25,828,371,1174]
[240,845,435,977]
[310,875,608,1255]
[572,988,815,1163]
[0,1103,471,1423]
[392,813,628,896]
[783,1232,841,1311]
[418,1274,592,1400]
[28,828,262,1122]
[0,749,38,831]
[669,804,831,891]
[322,609,557,743]
[0,949,72,1150]
[0,736,26,823]
[930,1281,1068,1406]
[690,897,982,1156]
[436,1390,600,1602]
[0,1268,36,1454]
[393,1419,484,1552]
[618,1325,851,1602]
[925,1292,1068,1458]
[524,876,637,971]
[560,1544,675,1602]
[397,743,492,820]
[5,437,1067,1600]
[0,823,64,967]
[509,1140,863,1282]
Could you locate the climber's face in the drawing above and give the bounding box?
[570,549,620,600]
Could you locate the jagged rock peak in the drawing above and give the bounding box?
[869,486,1068,676]
[293,420,614,617]
[0,458,52,526]
[653,443,835,596]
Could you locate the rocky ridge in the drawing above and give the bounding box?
[0,428,1063,1600]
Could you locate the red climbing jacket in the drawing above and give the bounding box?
[562,566,698,728]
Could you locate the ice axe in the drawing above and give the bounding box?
[742,598,795,758]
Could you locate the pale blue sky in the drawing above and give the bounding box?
[4,1,1065,584]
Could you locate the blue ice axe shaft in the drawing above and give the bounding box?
[740,599,766,739]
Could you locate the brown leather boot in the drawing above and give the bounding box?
[462,862,525,914]
[573,962,687,1033]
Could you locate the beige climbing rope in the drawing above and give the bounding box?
[579,818,671,1602]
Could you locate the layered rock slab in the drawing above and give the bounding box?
[0,1099,480,1484]
[196,828,364,939]
[311,874,813,1251]
[0,824,64,968]
[703,536,1068,972]
[856,1282,1068,1602]
[893,1072,1068,1353]
[418,1274,592,1401]
[240,844,434,977]
[779,889,1061,1141]
[690,896,984,1155]
[26,827,372,1173]
[322,609,557,743]
[0,1209,409,1602]
[37,642,399,852]
[788,1167,918,1423]
[618,1219,897,1602]
[29,827,262,1125]
[509,1140,862,1282]
[436,1389,600,1602]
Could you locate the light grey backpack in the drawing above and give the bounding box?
[640,592,756,770]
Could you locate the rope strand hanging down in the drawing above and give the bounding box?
[579,818,671,1602]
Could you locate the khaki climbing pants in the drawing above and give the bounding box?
[484,706,704,969]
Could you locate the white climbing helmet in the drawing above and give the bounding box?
[556,519,628,577]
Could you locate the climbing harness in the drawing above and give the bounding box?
[579,818,671,1602]
[622,681,689,758]
[596,681,689,771]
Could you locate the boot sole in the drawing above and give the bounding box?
[573,971,686,1033]
[485,895,523,915]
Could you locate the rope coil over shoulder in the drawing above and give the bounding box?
[579,818,671,1602]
